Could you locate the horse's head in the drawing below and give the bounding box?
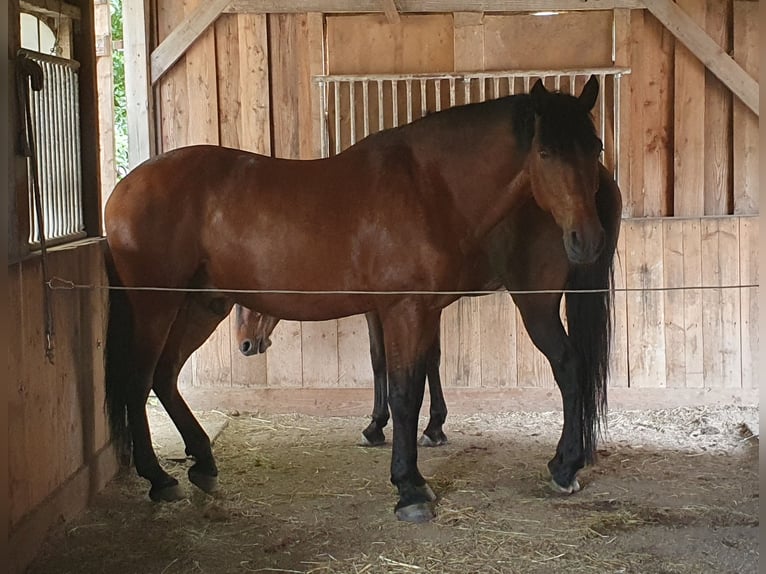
[234,304,280,356]
[526,76,605,264]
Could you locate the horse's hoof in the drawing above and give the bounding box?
[360,432,386,447]
[189,469,220,494]
[149,482,185,502]
[395,502,435,523]
[549,477,580,494]
[418,432,448,447]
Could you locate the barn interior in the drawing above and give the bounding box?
[7,1,759,572]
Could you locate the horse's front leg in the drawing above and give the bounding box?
[514,293,585,493]
[380,304,441,522]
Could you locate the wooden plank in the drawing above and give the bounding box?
[326,14,454,74]
[700,218,741,389]
[608,222,629,387]
[157,0,189,153]
[94,1,117,207]
[739,217,758,389]
[662,219,703,388]
[19,0,80,19]
[457,297,482,387]
[644,0,758,116]
[625,219,666,388]
[337,315,373,388]
[439,301,460,387]
[478,293,516,388]
[453,12,484,71]
[9,267,29,527]
[302,321,340,387]
[123,0,155,167]
[613,9,632,199]
[266,321,304,388]
[226,0,644,14]
[703,0,732,216]
[673,0,706,217]
[483,11,612,70]
[184,0,229,389]
[732,0,759,214]
[627,10,673,217]
[150,0,229,84]
[238,14,271,155]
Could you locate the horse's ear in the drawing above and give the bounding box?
[530,78,548,114]
[578,75,599,112]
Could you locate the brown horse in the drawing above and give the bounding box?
[234,162,620,455]
[104,77,607,523]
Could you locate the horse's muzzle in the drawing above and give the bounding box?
[564,227,605,265]
[239,337,272,356]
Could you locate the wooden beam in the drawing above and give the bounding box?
[123,0,155,166]
[19,0,80,20]
[643,0,758,116]
[381,0,401,25]
[150,0,230,85]
[226,0,643,14]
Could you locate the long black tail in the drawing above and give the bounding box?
[565,177,622,464]
[104,245,133,463]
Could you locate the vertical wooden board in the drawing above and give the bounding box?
[87,246,110,450]
[681,220,704,388]
[625,220,666,387]
[193,319,232,388]
[704,0,733,216]
[157,0,188,152]
[662,220,685,387]
[326,14,454,75]
[608,225,629,387]
[215,14,242,150]
[302,13,325,158]
[238,14,271,155]
[628,11,673,217]
[454,12,484,71]
[456,297,482,388]
[337,315,374,388]
[613,9,632,198]
[478,292,516,388]
[439,300,460,387]
[266,320,303,388]
[625,9,645,217]
[302,321,339,388]
[269,13,302,158]
[739,217,758,389]
[515,307,556,389]
[8,268,28,526]
[733,1,759,214]
[483,12,612,69]
[673,1,706,217]
[94,1,116,205]
[20,261,57,509]
[700,218,741,389]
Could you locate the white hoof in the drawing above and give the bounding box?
[550,477,580,494]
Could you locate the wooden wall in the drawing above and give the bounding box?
[147,7,758,402]
[8,241,117,572]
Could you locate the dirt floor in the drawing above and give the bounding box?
[28,404,758,574]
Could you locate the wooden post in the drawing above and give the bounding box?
[94,0,117,209]
[123,0,155,167]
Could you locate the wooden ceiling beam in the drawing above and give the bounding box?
[224,0,643,14]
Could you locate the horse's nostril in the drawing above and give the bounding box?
[240,340,253,355]
[570,230,581,247]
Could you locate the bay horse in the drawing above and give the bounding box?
[234,163,620,457]
[104,77,607,523]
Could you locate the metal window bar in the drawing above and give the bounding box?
[315,68,630,181]
[24,50,84,246]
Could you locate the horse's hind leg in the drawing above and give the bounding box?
[513,292,584,494]
[125,292,188,502]
[152,294,232,494]
[361,312,389,446]
[419,335,449,447]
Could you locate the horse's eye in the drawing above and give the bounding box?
[539,149,551,159]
